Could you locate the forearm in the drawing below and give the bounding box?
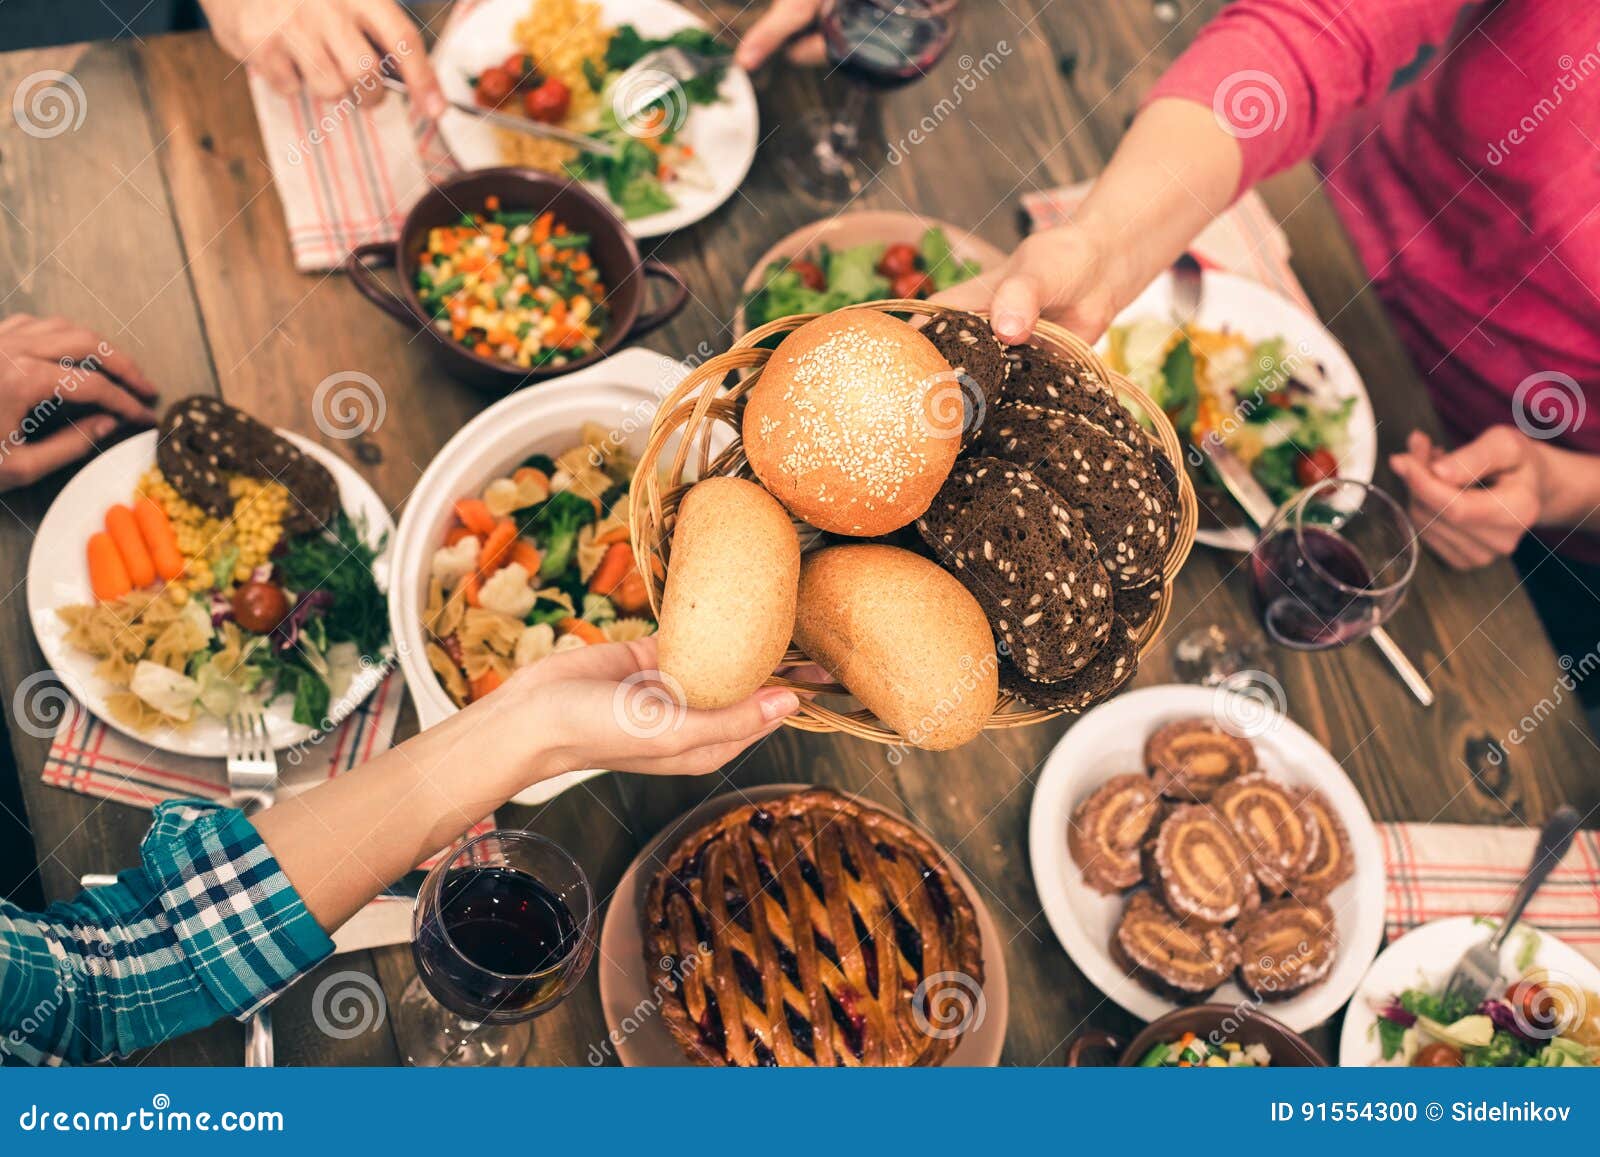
[1535,442,1600,532]
[1071,98,1242,315]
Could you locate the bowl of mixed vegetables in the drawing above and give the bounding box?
[1067,1004,1326,1067]
[735,211,1007,339]
[344,168,686,390]
[1102,268,1377,551]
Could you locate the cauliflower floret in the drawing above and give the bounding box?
[513,622,556,667]
[477,562,537,619]
[553,631,588,653]
[431,535,480,583]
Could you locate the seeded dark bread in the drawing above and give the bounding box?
[742,310,961,537]
[994,344,1137,446]
[920,311,1006,448]
[157,395,339,534]
[1113,578,1164,631]
[916,457,1113,681]
[999,620,1138,712]
[973,408,1172,588]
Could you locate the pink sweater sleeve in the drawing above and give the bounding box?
[1147,0,1467,194]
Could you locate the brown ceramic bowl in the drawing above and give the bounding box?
[1066,1004,1328,1067]
[343,167,687,393]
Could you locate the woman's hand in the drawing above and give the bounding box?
[1389,427,1558,569]
[735,0,826,70]
[202,0,444,115]
[931,224,1125,345]
[0,314,158,490]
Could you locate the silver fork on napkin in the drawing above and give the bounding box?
[226,708,279,1068]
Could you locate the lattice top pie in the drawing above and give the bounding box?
[643,789,985,1067]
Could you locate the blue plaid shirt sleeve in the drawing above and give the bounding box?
[0,800,333,1066]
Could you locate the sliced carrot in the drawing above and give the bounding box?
[87,532,132,601]
[133,496,184,581]
[478,518,518,576]
[453,497,497,537]
[587,542,634,595]
[469,668,506,701]
[458,570,481,608]
[104,504,155,588]
[612,569,650,615]
[557,617,606,645]
[595,524,631,547]
[444,524,476,547]
[509,539,542,573]
[531,212,554,244]
[512,465,548,490]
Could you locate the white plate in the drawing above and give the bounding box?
[388,347,728,807]
[597,784,1009,1066]
[1027,684,1385,1033]
[1338,915,1600,1066]
[26,428,394,758]
[433,0,759,238]
[1101,269,1378,552]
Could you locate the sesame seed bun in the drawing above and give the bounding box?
[794,544,997,750]
[742,310,961,536]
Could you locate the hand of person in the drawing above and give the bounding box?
[930,224,1125,345]
[201,0,445,115]
[1388,427,1552,569]
[735,0,827,70]
[0,315,158,490]
[495,636,801,782]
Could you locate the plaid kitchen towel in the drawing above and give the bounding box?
[1021,184,1311,312]
[1381,822,1600,966]
[39,675,492,954]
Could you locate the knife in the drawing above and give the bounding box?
[1197,435,1435,707]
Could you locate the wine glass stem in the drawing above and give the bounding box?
[820,81,872,175]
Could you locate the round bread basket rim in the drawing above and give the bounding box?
[628,300,1199,744]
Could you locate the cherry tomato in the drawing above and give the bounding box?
[891,271,932,299]
[877,242,920,279]
[523,78,571,124]
[1413,1042,1463,1067]
[789,259,827,292]
[474,66,516,108]
[1294,446,1339,487]
[1263,389,1291,408]
[1508,979,1557,1033]
[233,581,290,634]
[502,52,532,79]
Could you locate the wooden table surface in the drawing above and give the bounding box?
[1,0,1594,1067]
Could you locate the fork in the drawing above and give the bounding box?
[610,45,726,127]
[227,708,279,1068]
[1441,805,1582,1008]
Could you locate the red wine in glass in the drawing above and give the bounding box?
[821,0,957,89]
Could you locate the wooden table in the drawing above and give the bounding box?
[1,1,1594,1067]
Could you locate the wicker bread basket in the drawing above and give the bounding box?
[629,301,1199,743]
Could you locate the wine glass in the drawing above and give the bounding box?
[395,829,596,1067]
[777,0,960,202]
[1248,478,1418,651]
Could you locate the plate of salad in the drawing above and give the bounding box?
[1340,916,1600,1067]
[735,210,1007,338]
[26,411,393,758]
[433,0,758,237]
[1102,269,1377,552]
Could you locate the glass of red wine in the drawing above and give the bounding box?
[777,0,960,202]
[395,829,595,1067]
[1249,478,1418,651]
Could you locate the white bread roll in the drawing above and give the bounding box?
[657,477,800,709]
[742,310,960,536]
[794,544,997,750]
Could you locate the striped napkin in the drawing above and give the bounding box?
[40,677,490,954]
[1021,185,1310,310]
[1381,822,1600,966]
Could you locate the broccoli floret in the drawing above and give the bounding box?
[517,490,597,579]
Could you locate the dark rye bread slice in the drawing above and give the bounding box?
[974,408,1171,588]
[916,457,1113,681]
[921,311,1007,449]
[999,620,1138,712]
[158,396,339,534]
[1114,577,1163,632]
[994,343,1136,446]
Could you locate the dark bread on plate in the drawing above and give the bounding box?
[1000,620,1138,712]
[157,396,339,534]
[916,457,1113,681]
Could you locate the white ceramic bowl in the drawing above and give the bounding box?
[389,347,718,805]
